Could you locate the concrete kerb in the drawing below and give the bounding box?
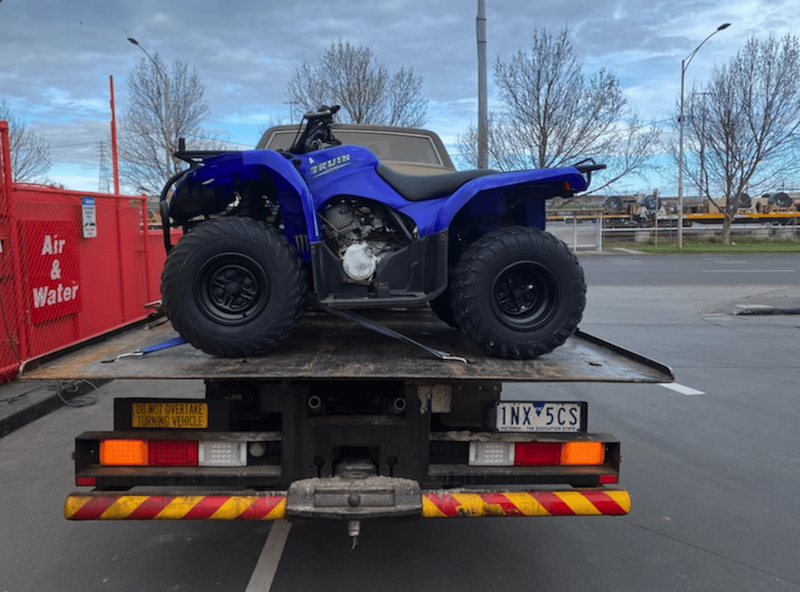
[0,378,110,438]
[577,247,649,256]
[733,304,800,316]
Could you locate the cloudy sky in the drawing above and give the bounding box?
[0,0,794,194]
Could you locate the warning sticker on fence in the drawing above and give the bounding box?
[82,197,97,238]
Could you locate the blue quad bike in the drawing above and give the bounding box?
[159,106,605,360]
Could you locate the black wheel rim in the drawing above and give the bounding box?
[195,252,270,325]
[491,261,558,330]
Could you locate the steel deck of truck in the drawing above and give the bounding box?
[19,309,673,384]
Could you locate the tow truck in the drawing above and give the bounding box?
[17,124,674,542]
[19,307,672,541]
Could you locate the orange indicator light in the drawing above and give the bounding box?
[561,442,605,465]
[100,439,148,466]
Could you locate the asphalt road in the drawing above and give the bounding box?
[0,253,798,591]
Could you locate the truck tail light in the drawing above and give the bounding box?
[514,443,561,465]
[560,442,604,465]
[468,442,607,467]
[515,442,605,466]
[148,440,198,466]
[100,439,148,466]
[98,439,246,467]
[468,442,514,466]
[199,442,246,467]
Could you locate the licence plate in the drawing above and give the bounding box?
[493,402,586,433]
[131,401,208,429]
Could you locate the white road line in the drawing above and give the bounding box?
[245,520,292,592]
[660,383,705,396]
[704,270,796,273]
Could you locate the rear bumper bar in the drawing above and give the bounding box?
[64,488,629,520]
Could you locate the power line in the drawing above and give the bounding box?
[51,133,254,150]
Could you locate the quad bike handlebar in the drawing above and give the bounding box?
[303,105,341,119]
[290,105,343,154]
[570,158,606,188]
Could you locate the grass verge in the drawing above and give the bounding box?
[614,236,800,254]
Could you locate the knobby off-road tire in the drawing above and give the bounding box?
[451,226,586,359]
[161,217,307,357]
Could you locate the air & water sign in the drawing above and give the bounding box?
[27,221,82,324]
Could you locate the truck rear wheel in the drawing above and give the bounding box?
[161,217,307,357]
[451,226,585,359]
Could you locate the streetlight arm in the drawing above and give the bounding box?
[128,37,167,80]
[682,23,731,72]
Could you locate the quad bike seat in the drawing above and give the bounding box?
[376,165,499,202]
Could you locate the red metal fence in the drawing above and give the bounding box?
[0,120,169,381]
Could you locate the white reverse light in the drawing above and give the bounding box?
[468,442,514,466]
[198,442,247,467]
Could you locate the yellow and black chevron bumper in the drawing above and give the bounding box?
[64,489,629,520]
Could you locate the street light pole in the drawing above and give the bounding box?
[677,23,730,249]
[127,37,171,180]
[476,0,488,169]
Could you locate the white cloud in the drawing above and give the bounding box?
[0,0,793,196]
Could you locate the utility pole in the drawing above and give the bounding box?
[476,0,488,169]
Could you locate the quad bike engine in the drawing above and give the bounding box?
[321,199,413,282]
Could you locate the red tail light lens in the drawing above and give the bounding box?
[148,440,198,466]
[514,443,562,466]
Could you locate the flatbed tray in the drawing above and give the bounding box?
[19,310,673,383]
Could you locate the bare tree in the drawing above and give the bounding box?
[287,40,428,127]
[0,96,52,183]
[680,33,800,243]
[459,28,659,192]
[119,55,223,195]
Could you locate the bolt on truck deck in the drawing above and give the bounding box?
[19,307,673,539]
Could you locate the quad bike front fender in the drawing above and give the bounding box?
[429,166,589,236]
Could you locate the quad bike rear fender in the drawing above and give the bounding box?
[430,167,589,236]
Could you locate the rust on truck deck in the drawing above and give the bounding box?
[19,309,673,383]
